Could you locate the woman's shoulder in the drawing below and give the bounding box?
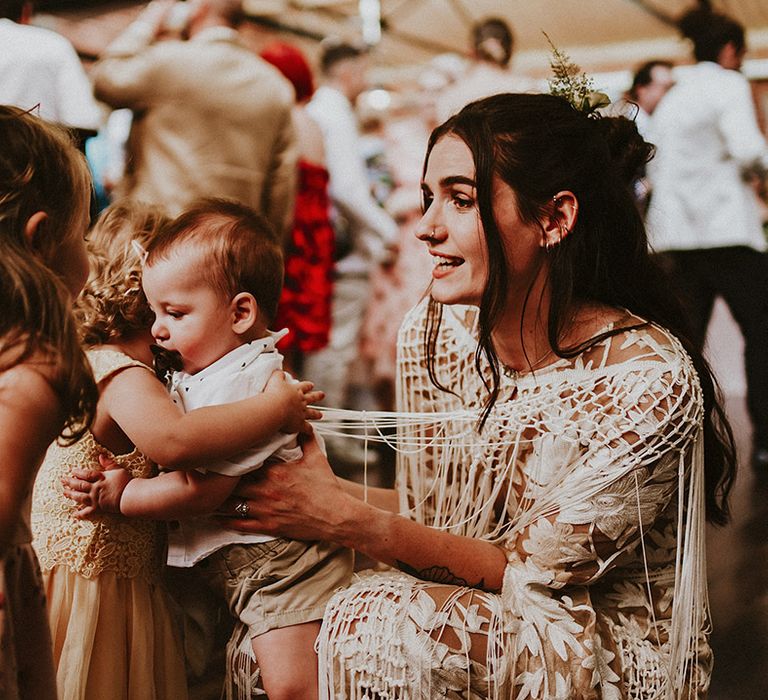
[570,306,693,378]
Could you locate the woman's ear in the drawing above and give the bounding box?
[541,191,578,250]
[24,211,49,249]
[230,292,259,335]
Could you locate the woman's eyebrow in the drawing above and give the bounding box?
[440,175,476,188]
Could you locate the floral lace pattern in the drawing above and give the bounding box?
[317,300,711,699]
[31,349,164,582]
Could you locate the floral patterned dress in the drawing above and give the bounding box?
[316,299,711,699]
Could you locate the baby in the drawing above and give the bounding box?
[68,198,353,700]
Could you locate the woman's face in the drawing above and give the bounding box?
[417,135,544,308]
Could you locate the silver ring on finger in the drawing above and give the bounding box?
[234,498,250,518]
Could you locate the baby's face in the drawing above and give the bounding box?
[142,249,238,375]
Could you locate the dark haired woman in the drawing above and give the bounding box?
[227,92,735,699]
[646,7,768,476]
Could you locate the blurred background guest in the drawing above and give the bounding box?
[260,41,336,375]
[436,15,538,122]
[91,0,297,236]
[622,58,675,136]
[646,6,768,475]
[302,39,399,465]
[0,0,103,149]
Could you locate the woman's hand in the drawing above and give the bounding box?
[264,370,324,434]
[61,454,132,518]
[220,433,507,591]
[218,433,350,542]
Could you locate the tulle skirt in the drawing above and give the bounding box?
[44,565,188,700]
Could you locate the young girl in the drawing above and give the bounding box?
[31,200,322,700]
[0,106,98,699]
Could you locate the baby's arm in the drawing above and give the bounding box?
[0,364,63,548]
[64,464,237,520]
[99,365,320,469]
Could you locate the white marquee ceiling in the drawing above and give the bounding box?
[243,0,768,75]
[44,0,768,83]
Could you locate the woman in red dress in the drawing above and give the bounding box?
[261,42,335,373]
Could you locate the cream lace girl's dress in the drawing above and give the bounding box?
[31,348,188,700]
[316,299,712,700]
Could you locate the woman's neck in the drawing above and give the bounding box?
[491,266,556,372]
[491,302,554,373]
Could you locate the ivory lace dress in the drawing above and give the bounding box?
[31,349,188,700]
[316,299,711,700]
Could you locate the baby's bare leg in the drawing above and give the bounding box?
[250,621,321,700]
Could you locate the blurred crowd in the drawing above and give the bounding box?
[3,0,768,469]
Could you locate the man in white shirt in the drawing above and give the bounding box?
[303,40,398,458]
[0,0,103,145]
[646,8,768,473]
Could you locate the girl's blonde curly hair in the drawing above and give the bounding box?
[76,200,170,347]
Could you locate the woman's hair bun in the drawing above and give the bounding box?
[594,116,654,186]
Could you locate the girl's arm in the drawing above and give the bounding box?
[0,365,63,548]
[222,436,507,592]
[64,462,238,520]
[99,365,320,469]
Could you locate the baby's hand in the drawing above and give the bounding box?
[61,455,133,519]
[265,370,323,434]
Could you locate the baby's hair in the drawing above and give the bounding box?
[77,200,171,346]
[146,198,284,323]
[0,105,97,442]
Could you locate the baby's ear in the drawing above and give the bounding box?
[231,292,259,334]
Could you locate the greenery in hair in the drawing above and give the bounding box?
[545,33,609,115]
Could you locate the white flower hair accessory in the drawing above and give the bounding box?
[545,33,610,117]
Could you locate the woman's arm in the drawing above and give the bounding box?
[224,435,507,592]
[338,478,400,513]
[100,365,321,469]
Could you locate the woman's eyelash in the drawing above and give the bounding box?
[453,194,473,207]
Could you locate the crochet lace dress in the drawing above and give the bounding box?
[31,348,187,700]
[316,299,711,700]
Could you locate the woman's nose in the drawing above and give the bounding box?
[415,214,446,244]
